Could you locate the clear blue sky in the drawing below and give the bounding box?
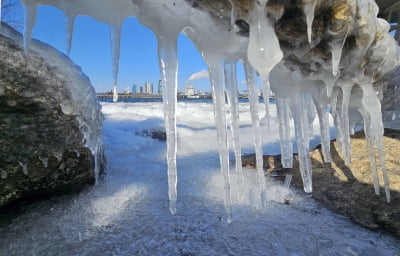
[7,1,250,93]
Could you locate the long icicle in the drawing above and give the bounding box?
[66,15,76,55]
[340,84,353,165]
[0,0,2,25]
[289,92,312,193]
[157,31,180,214]
[359,82,390,202]
[276,97,294,168]
[110,23,123,103]
[261,74,271,132]
[22,1,37,55]
[304,0,317,44]
[224,61,244,202]
[207,57,233,223]
[243,60,267,207]
[311,86,332,163]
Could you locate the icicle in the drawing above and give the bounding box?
[323,74,338,102]
[93,145,101,184]
[228,0,235,29]
[330,86,339,117]
[261,75,271,132]
[330,28,349,76]
[112,85,118,103]
[311,86,332,163]
[333,104,344,158]
[157,31,180,215]
[276,97,293,168]
[22,1,37,55]
[65,15,76,55]
[339,83,353,165]
[305,93,316,139]
[284,174,292,189]
[303,0,317,44]
[247,0,283,77]
[289,92,312,193]
[0,0,2,25]
[357,83,390,202]
[224,61,244,202]
[246,0,282,133]
[110,23,123,103]
[243,60,267,207]
[207,57,232,223]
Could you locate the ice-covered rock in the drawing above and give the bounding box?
[0,23,104,208]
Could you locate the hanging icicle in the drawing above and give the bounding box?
[276,97,294,168]
[303,0,317,44]
[288,92,313,193]
[311,85,332,163]
[208,57,233,222]
[243,60,267,207]
[110,23,123,103]
[22,1,37,55]
[65,15,75,55]
[224,61,244,202]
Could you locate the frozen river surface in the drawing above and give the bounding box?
[1,102,399,255]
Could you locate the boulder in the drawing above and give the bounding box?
[0,24,105,208]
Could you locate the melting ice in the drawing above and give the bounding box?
[18,0,400,220]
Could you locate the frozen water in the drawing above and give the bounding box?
[243,60,268,207]
[110,23,122,103]
[303,0,317,44]
[225,62,244,201]
[1,102,399,255]
[65,14,75,55]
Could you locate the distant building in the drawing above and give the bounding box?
[139,86,144,94]
[158,80,162,95]
[132,84,137,94]
[123,86,131,94]
[144,82,154,94]
[185,84,196,96]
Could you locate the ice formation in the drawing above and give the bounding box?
[18,0,400,219]
[0,0,2,24]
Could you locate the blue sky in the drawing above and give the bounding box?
[8,1,248,93]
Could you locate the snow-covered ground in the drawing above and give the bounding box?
[1,101,399,255]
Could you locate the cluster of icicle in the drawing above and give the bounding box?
[16,0,400,222]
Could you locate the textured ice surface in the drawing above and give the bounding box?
[1,102,399,255]
[18,0,400,214]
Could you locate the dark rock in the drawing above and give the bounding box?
[0,24,105,208]
[242,153,285,171]
[135,129,167,141]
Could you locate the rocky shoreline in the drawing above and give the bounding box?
[243,128,400,239]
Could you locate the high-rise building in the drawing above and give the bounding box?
[144,82,154,94]
[132,84,137,94]
[158,80,162,95]
[139,86,144,94]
